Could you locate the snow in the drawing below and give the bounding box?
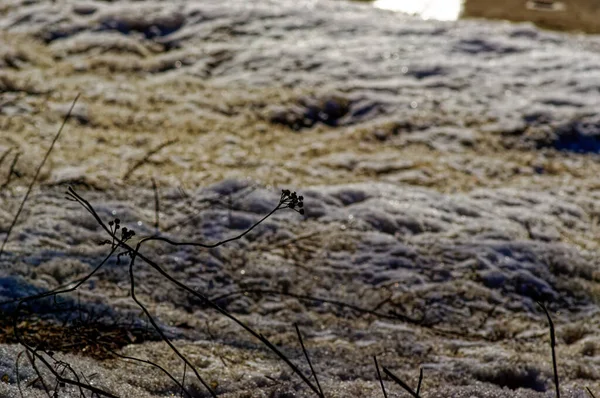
[2,0,600,396]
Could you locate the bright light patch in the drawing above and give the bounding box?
[373,0,462,21]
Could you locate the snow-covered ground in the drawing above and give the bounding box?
[2,0,600,396]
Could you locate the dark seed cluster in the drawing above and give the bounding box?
[99,218,136,247]
[280,189,305,215]
[107,218,136,241]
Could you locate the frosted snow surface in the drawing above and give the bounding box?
[1,181,599,397]
[3,0,600,396]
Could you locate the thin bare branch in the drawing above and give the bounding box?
[151,177,160,232]
[537,301,560,398]
[295,324,323,398]
[1,151,20,189]
[373,356,388,398]
[0,93,80,258]
[382,367,420,398]
[416,367,423,396]
[122,139,178,181]
[587,387,597,398]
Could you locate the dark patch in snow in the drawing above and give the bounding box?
[474,365,547,392]
[267,95,351,131]
[554,115,600,153]
[453,38,525,55]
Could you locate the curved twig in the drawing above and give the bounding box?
[128,253,217,397]
[66,187,321,396]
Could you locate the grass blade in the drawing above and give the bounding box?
[0,93,80,258]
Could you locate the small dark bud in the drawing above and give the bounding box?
[115,218,120,224]
[299,209,305,215]
[109,221,114,226]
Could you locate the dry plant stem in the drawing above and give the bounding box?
[2,247,116,307]
[537,301,560,398]
[56,360,87,398]
[371,295,392,312]
[122,138,178,181]
[0,93,80,258]
[137,201,284,248]
[66,187,322,396]
[162,186,257,233]
[270,229,324,249]
[22,350,109,396]
[382,367,420,398]
[294,324,324,397]
[80,372,96,395]
[0,147,13,169]
[98,344,192,398]
[15,350,25,398]
[416,367,423,396]
[1,182,260,398]
[11,249,119,398]
[14,326,119,398]
[152,177,160,232]
[373,356,388,398]
[25,351,51,398]
[211,289,422,324]
[587,387,597,398]
[128,256,217,398]
[1,152,20,189]
[181,362,187,398]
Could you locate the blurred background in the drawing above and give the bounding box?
[363,0,600,33]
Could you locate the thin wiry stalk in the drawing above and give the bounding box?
[14,313,118,398]
[1,152,20,189]
[16,350,25,398]
[25,351,51,398]
[295,324,324,397]
[2,247,116,307]
[255,333,321,396]
[122,139,178,181]
[127,254,217,397]
[212,288,482,344]
[151,177,160,232]
[162,185,257,233]
[66,186,288,250]
[382,367,420,398]
[537,301,560,398]
[587,387,597,398]
[211,288,422,324]
[129,241,322,394]
[10,248,120,398]
[0,93,80,258]
[97,344,192,398]
[80,371,98,398]
[0,147,13,170]
[64,187,322,396]
[55,360,87,398]
[22,339,118,397]
[373,356,388,398]
[181,362,187,398]
[9,186,316,396]
[416,367,423,396]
